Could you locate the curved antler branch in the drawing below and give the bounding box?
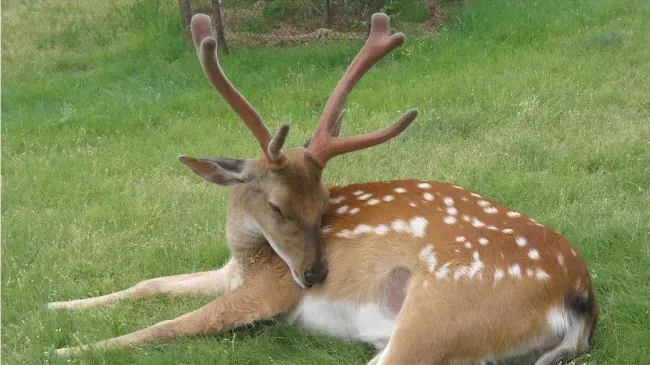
[191,14,286,163]
[306,13,416,167]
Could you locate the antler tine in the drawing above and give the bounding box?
[306,13,414,167]
[191,14,284,163]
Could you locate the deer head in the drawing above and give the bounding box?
[181,13,418,288]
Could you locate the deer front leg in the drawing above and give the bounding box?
[54,261,299,356]
[48,258,240,310]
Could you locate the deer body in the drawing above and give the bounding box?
[47,12,598,364]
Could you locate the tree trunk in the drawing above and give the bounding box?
[178,0,192,34]
[323,0,333,29]
[211,0,229,54]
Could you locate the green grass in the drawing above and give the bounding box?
[2,0,650,364]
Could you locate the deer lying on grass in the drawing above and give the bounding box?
[49,13,598,365]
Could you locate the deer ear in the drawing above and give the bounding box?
[179,156,249,186]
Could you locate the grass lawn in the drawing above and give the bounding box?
[2,0,649,363]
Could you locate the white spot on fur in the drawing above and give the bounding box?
[391,220,408,233]
[330,196,345,204]
[409,202,417,207]
[471,193,482,198]
[444,216,457,224]
[321,226,333,234]
[478,237,489,245]
[335,229,353,238]
[488,225,498,231]
[528,249,540,260]
[494,269,505,282]
[571,248,577,256]
[557,253,565,266]
[394,188,407,193]
[353,190,363,196]
[353,224,374,235]
[515,236,528,247]
[374,225,389,235]
[419,245,437,272]
[455,236,466,243]
[508,264,522,278]
[462,214,471,222]
[484,206,498,214]
[452,185,463,189]
[358,193,372,201]
[471,218,486,228]
[349,208,360,215]
[444,197,455,206]
[546,309,567,335]
[336,205,349,214]
[464,242,472,249]
[535,269,550,280]
[453,251,484,280]
[526,268,534,277]
[461,196,469,202]
[383,195,394,202]
[454,248,460,253]
[446,207,458,215]
[409,217,429,237]
[423,192,435,201]
[502,228,514,234]
[477,200,490,207]
[435,263,451,279]
[418,183,431,189]
[507,211,521,217]
[367,198,380,205]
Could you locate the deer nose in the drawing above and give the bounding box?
[304,266,328,286]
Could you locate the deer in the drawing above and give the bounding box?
[47,13,599,365]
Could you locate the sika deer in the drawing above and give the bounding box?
[49,13,598,365]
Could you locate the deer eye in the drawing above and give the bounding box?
[268,202,284,218]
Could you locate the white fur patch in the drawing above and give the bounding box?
[464,242,472,249]
[453,251,484,280]
[330,196,345,204]
[435,263,451,279]
[444,216,457,224]
[383,195,394,202]
[409,202,417,207]
[557,253,565,266]
[506,211,521,217]
[502,228,514,234]
[358,193,372,200]
[494,269,505,282]
[391,219,408,233]
[349,207,360,215]
[528,249,540,260]
[446,207,458,215]
[367,198,380,205]
[444,197,455,206]
[336,205,349,214]
[394,188,407,193]
[455,236,466,243]
[419,244,437,272]
[353,190,363,196]
[478,237,489,245]
[471,218,486,228]
[418,183,431,189]
[353,224,374,235]
[477,200,491,207]
[471,192,482,198]
[409,217,429,237]
[515,236,528,247]
[289,297,395,350]
[374,225,389,235]
[484,206,498,214]
[535,269,550,280]
[508,264,522,278]
[488,225,498,231]
[423,192,435,201]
